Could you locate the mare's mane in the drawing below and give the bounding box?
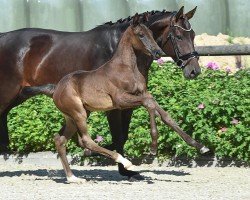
[96,10,173,29]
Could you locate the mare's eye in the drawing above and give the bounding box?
[176,35,183,41]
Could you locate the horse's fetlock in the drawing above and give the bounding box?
[151,129,158,136]
[143,99,156,110]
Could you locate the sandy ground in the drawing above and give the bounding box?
[195,33,250,71]
[0,162,249,200]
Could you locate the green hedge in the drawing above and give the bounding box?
[8,63,250,161]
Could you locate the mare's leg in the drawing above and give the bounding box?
[0,109,9,152]
[107,109,144,180]
[0,84,24,152]
[0,86,44,152]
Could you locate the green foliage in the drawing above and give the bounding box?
[227,35,234,44]
[8,63,250,161]
[145,63,250,161]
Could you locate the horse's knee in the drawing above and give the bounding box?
[77,135,86,148]
[54,134,67,147]
[79,135,93,149]
[143,99,156,110]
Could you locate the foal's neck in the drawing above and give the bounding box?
[113,28,137,68]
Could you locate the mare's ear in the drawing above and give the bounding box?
[185,6,197,20]
[143,12,149,23]
[175,6,184,22]
[132,13,140,27]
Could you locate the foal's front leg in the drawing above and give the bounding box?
[114,92,159,155]
[141,93,209,154]
[153,101,209,154]
[73,106,135,171]
[143,97,158,155]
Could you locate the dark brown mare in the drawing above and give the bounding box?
[0,6,201,180]
[24,14,207,183]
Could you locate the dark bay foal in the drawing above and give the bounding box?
[24,14,208,183]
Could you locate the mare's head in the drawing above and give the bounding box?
[129,13,165,60]
[150,6,200,79]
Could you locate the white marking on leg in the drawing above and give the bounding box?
[67,175,86,184]
[200,146,210,154]
[115,154,135,170]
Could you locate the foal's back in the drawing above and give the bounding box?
[53,14,163,113]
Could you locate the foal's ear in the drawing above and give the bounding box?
[132,13,140,27]
[185,6,197,20]
[143,12,149,23]
[175,6,184,22]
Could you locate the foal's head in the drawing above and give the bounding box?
[129,13,165,60]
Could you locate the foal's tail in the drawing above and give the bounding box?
[21,84,56,98]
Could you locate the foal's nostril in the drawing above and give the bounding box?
[190,69,196,78]
[154,50,162,59]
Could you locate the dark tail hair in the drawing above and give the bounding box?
[21,84,56,98]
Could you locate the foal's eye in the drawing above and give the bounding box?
[176,35,183,41]
[139,33,144,38]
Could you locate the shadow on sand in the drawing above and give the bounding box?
[0,167,190,184]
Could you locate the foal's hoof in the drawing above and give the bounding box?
[128,174,145,182]
[200,146,210,154]
[67,175,86,184]
[83,148,93,156]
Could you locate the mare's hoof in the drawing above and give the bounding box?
[67,175,86,184]
[128,174,145,182]
[200,146,210,154]
[149,150,157,156]
[0,145,11,154]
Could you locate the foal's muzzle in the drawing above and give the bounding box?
[152,49,166,60]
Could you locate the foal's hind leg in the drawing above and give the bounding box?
[54,116,84,183]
